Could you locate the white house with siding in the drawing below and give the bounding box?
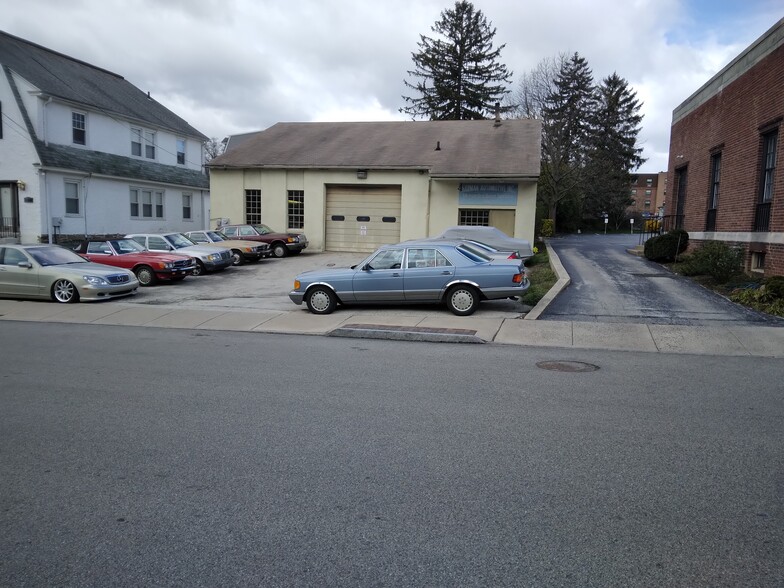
[0,31,210,244]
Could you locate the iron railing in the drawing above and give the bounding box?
[705,208,717,232]
[754,202,771,232]
[1,217,20,239]
[638,214,685,245]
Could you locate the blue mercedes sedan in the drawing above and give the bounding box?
[289,241,529,316]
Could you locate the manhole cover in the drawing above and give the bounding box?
[536,361,599,373]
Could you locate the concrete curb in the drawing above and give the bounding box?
[524,240,570,321]
[329,323,485,344]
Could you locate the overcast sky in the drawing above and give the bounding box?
[6,0,783,172]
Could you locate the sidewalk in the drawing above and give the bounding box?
[2,297,784,357]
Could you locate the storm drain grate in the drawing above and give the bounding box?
[631,273,675,278]
[536,361,599,373]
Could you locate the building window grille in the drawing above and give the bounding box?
[458,209,490,226]
[706,152,721,231]
[245,189,261,225]
[760,130,778,204]
[287,190,304,229]
[130,188,164,219]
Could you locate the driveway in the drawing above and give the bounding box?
[541,233,784,326]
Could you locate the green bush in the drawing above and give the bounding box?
[540,219,555,238]
[763,275,784,298]
[689,241,743,283]
[730,284,784,317]
[644,229,689,261]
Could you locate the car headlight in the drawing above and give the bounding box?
[83,275,108,285]
[158,262,174,269]
[205,253,219,262]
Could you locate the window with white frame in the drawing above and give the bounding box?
[458,209,490,226]
[131,127,156,159]
[182,193,192,220]
[177,138,186,165]
[65,180,80,215]
[287,190,304,229]
[131,128,142,156]
[72,112,85,145]
[130,187,164,219]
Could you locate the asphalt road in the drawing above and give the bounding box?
[2,322,783,587]
[541,233,784,326]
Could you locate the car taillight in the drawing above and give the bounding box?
[513,272,523,283]
[508,253,518,259]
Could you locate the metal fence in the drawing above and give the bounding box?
[638,215,685,245]
[1,217,20,240]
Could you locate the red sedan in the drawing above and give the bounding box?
[73,239,196,286]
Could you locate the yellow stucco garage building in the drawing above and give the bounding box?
[208,118,541,253]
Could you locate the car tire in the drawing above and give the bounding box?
[135,265,157,286]
[191,260,206,276]
[305,286,337,315]
[272,243,288,258]
[52,279,79,303]
[446,284,479,316]
[231,250,244,266]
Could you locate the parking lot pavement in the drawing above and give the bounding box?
[2,250,784,356]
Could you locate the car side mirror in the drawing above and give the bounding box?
[362,264,371,271]
[17,261,33,269]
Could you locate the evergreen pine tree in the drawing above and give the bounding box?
[401,1,512,120]
[583,73,646,228]
[538,53,595,230]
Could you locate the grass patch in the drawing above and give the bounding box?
[521,242,558,306]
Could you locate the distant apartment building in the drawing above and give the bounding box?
[628,172,667,218]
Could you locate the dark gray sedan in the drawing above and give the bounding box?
[289,241,529,316]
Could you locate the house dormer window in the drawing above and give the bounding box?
[72,112,85,145]
[131,127,156,159]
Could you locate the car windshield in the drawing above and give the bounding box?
[167,233,196,248]
[253,224,273,235]
[455,243,492,263]
[29,246,90,266]
[109,239,146,254]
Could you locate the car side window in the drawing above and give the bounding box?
[148,237,169,250]
[87,242,111,254]
[189,233,207,243]
[130,237,147,248]
[239,227,254,237]
[367,249,404,270]
[407,248,451,268]
[222,227,237,237]
[1,247,27,266]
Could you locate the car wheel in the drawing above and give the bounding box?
[446,284,479,316]
[272,243,288,258]
[52,279,79,303]
[191,260,206,276]
[135,265,157,286]
[231,250,244,266]
[305,286,337,315]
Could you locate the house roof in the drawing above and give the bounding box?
[0,30,207,140]
[210,119,542,179]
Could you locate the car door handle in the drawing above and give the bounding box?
[441,271,452,275]
[392,272,401,277]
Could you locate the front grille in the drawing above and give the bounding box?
[106,274,131,284]
[172,259,191,269]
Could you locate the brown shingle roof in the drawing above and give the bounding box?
[209,119,541,178]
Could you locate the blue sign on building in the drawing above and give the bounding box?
[458,183,518,206]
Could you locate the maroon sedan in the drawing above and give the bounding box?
[73,239,196,286]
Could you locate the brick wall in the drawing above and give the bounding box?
[666,40,784,277]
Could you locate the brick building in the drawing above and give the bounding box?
[666,17,784,277]
[628,172,666,218]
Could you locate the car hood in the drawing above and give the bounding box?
[296,267,357,282]
[48,262,135,278]
[173,244,229,255]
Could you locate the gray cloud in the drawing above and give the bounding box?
[6,0,781,172]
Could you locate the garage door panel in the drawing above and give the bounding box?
[326,186,401,252]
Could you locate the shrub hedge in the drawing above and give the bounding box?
[643,229,689,261]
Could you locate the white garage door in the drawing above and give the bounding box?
[325,186,402,252]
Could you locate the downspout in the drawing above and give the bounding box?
[83,174,91,237]
[42,97,53,242]
[42,96,52,146]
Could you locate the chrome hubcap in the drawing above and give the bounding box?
[451,289,474,312]
[54,280,75,302]
[310,291,330,312]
